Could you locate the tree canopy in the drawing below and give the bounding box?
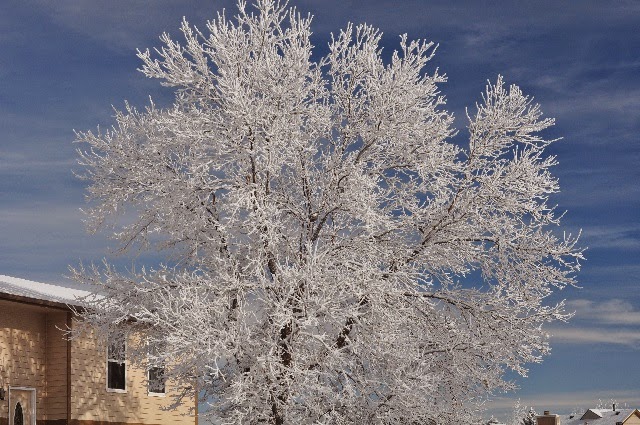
[72,1,583,423]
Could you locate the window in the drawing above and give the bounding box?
[107,335,126,391]
[148,342,166,395]
[148,366,166,394]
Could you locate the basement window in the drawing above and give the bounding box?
[107,335,127,392]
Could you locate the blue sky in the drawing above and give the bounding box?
[1,0,639,420]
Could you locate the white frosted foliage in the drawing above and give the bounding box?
[71,1,583,423]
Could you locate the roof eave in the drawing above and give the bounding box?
[0,291,84,311]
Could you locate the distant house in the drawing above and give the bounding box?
[537,406,640,425]
[0,275,196,425]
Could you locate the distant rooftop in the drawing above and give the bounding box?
[554,408,638,425]
[0,274,96,308]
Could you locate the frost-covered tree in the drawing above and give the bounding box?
[509,402,537,425]
[71,1,583,423]
[522,407,538,425]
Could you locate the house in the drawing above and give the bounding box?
[0,275,196,425]
[537,406,640,425]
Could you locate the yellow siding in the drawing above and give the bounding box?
[0,300,48,422]
[625,411,640,424]
[45,311,69,421]
[70,326,195,425]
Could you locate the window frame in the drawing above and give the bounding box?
[106,335,127,393]
[147,341,166,396]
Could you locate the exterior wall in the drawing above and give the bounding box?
[0,298,194,425]
[0,299,59,424]
[70,327,194,425]
[537,415,560,425]
[44,312,69,423]
[625,412,640,424]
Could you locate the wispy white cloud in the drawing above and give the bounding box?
[549,327,640,346]
[567,298,640,326]
[0,204,105,279]
[553,175,640,209]
[544,87,640,126]
[579,224,640,251]
[24,0,229,52]
[0,151,76,171]
[524,58,640,94]
[544,296,640,347]
[580,264,640,281]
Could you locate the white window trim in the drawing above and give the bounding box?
[106,336,127,393]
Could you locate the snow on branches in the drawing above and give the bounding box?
[72,1,583,423]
